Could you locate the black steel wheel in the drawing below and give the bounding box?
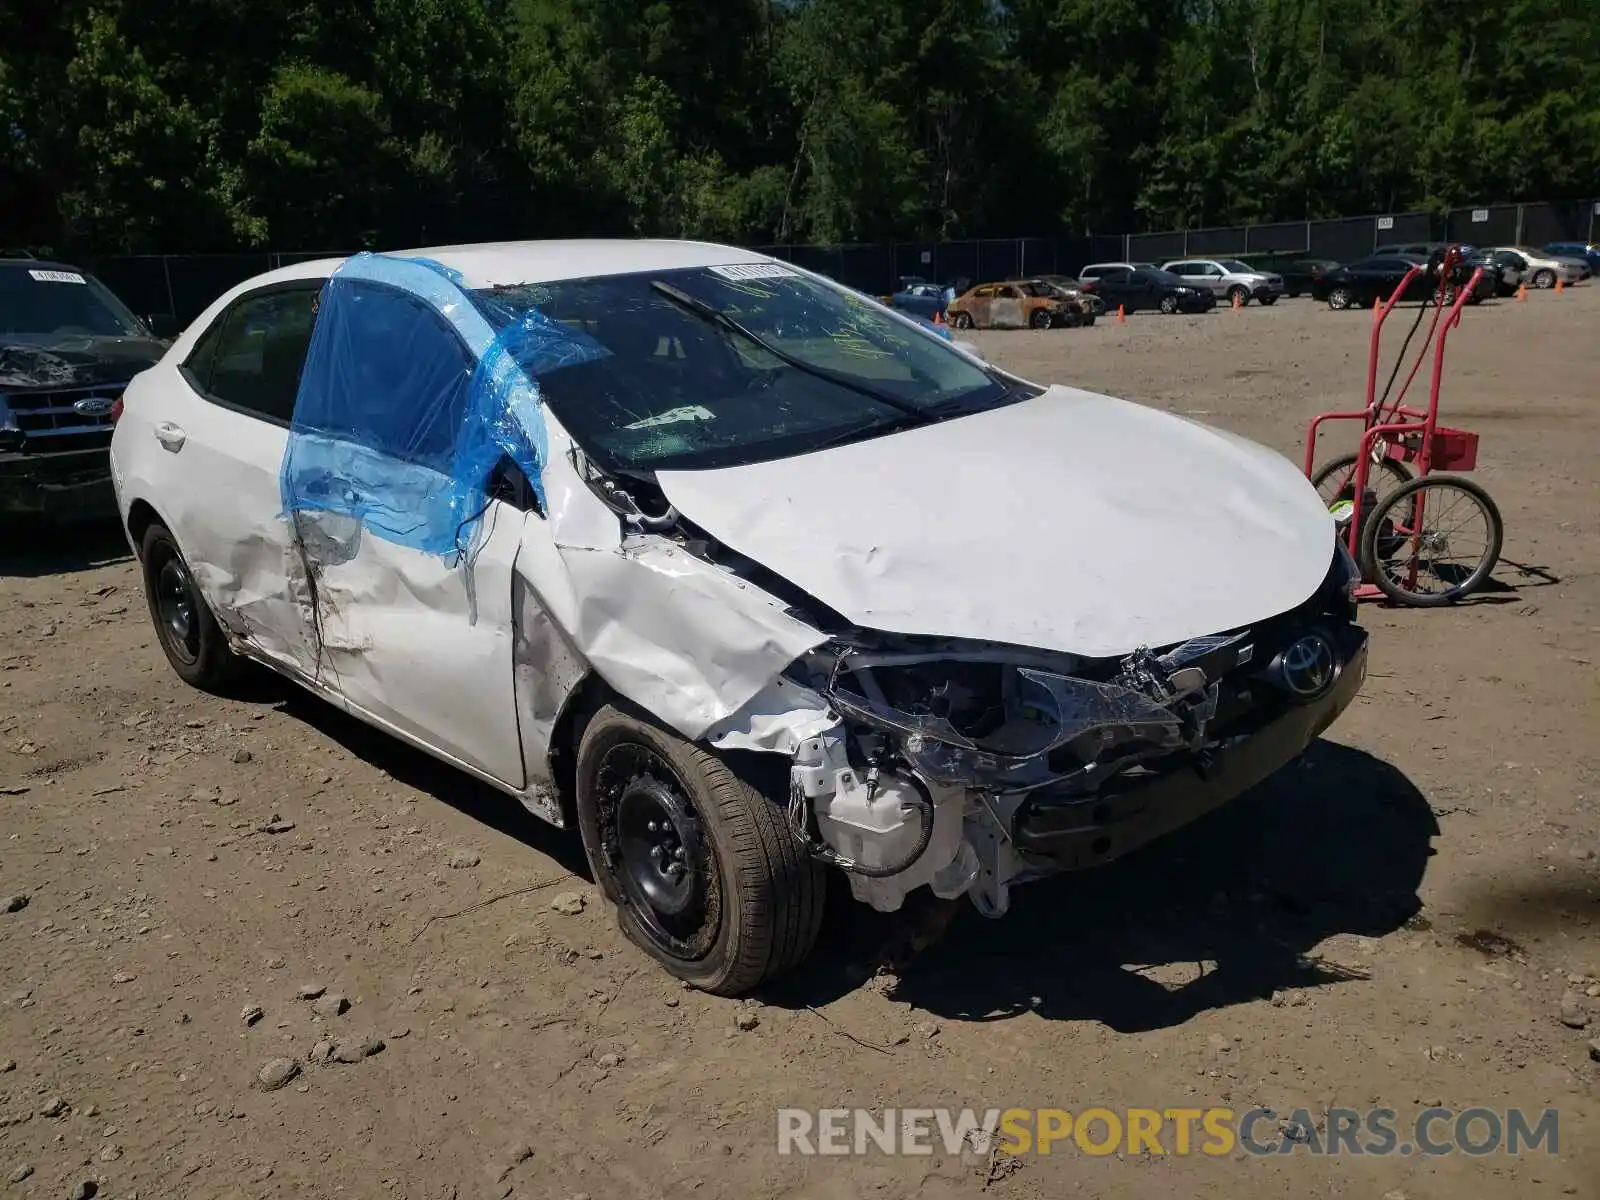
[139,522,235,689]
[574,704,825,995]
[1359,475,1504,606]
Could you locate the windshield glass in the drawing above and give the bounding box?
[0,267,148,341]
[469,265,1013,473]
[1218,259,1254,273]
[1148,269,1184,286]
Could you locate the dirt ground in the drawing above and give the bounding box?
[2,286,1597,1200]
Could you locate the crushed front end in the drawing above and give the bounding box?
[780,544,1367,916]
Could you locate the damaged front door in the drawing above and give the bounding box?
[284,278,528,789]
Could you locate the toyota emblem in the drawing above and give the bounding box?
[1281,633,1337,698]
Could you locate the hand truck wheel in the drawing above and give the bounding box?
[1358,474,1504,606]
[1310,452,1413,508]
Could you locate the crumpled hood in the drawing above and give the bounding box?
[656,385,1335,660]
[0,336,166,391]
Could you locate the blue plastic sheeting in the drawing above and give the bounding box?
[279,252,606,557]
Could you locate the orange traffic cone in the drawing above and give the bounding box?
[1373,295,1382,322]
[1555,278,1565,294]
[1116,304,1126,324]
[1516,283,1527,302]
[933,309,945,326]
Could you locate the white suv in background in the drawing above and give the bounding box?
[1162,259,1285,306]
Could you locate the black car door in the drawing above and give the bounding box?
[1093,267,1135,310]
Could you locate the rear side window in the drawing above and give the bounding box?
[185,286,322,424]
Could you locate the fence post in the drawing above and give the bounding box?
[160,255,177,319]
[1514,204,1525,246]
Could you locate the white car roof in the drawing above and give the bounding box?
[232,239,773,292]
[174,240,793,348]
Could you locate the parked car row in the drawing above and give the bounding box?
[886,238,1594,330]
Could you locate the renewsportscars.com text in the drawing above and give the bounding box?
[776,1106,1560,1158]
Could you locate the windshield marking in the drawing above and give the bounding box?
[28,270,87,285]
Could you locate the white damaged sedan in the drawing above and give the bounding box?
[110,240,1367,994]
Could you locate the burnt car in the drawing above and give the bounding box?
[1034,275,1106,318]
[946,280,1073,330]
[1,255,177,521]
[1010,278,1099,326]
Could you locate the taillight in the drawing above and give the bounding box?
[1081,280,1098,292]
[110,397,124,423]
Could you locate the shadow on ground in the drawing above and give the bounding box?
[0,518,131,577]
[767,739,1438,1033]
[234,671,592,881]
[214,662,1436,1030]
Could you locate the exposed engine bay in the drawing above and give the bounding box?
[589,458,1366,919]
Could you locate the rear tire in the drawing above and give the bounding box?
[1328,286,1355,310]
[1532,268,1555,289]
[1257,294,1277,306]
[1029,308,1054,330]
[574,704,825,996]
[139,523,236,691]
[950,310,974,330]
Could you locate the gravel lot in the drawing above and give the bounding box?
[2,286,1597,1199]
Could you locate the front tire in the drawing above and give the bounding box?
[1227,285,1250,306]
[1158,294,1179,314]
[1328,286,1355,310]
[1029,308,1054,330]
[1257,294,1278,306]
[139,522,236,690]
[574,704,825,996]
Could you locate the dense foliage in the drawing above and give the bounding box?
[3,0,1597,254]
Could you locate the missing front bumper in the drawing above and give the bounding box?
[0,449,116,521]
[1012,624,1368,869]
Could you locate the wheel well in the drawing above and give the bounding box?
[546,672,616,829]
[125,499,164,558]
[542,675,794,828]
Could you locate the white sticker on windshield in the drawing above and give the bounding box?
[28,269,87,284]
[625,405,716,430]
[707,263,798,281]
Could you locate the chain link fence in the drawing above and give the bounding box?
[80,201,1599,325]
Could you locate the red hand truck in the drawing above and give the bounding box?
[1302,246,1504,606]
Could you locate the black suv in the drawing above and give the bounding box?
[1,255,176,521]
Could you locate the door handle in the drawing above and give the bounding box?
[154,422,186,452]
